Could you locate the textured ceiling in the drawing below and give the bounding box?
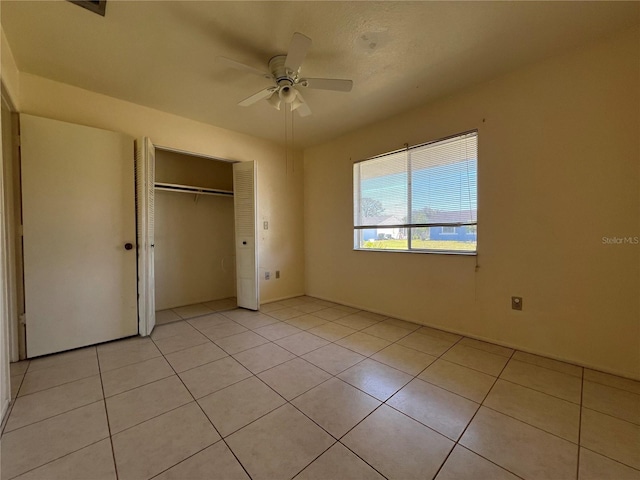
[2,1,638,147]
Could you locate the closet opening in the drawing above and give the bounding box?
[153,147,238,325]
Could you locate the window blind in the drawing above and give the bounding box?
[354,131,477,229]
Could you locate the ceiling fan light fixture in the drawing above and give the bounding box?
[279,85,297,104]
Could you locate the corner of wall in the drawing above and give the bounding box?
[1,26,21,109]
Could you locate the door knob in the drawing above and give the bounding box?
[124,243,133,250]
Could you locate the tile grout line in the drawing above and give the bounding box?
[510,356,583,379]
[580,404,640,426]
[576,367,585,480]
[280,378,391,479]
[249,372,351,478]
[430,348,521,480]
[148,331,255,480]
[314,327,466,478]
[182,311,392,479]
[100,377,196,436]
[582,376,640,396]
[218,300,482,478]
[12,347,98,389]
[1,373,27,436]
[289,331,468,479]
[506,356,585,378]
[579,445,640,473]
[2,437,111,480]
[299,413,390,480]
[7,298,639,479]
[12,372,98,401]
[2,376,105,435]
[477,404,580,446]
[335,440,391,480]
[494,376,581,405]
[448,444,527,480]
[96,348,120,480]
[164,301,640,476]
[146,443,220,480]
[453,348,523,477]
[5,354,118,479]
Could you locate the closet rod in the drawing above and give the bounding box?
[154,182,234,197]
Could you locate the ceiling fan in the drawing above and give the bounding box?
[217,33,353,117]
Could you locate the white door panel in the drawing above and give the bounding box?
[21,114,137,357]
[135,137,155,336]
[233,161,258,310]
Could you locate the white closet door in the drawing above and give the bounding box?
[0,100,10,421]
[135,137,156,335]
[21,114,138,357]
[233,161,258,310]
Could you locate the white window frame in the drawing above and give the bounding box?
[353,130,477,255]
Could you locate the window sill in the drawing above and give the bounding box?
[353,248,477,256]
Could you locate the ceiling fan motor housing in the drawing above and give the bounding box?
[270,55,299,103]
[270,55,296,85]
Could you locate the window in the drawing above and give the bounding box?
[353,131,477,254]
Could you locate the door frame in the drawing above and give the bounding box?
[1,86,20,363]
[137,142,259,333]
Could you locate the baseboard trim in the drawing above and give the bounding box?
[260,293,306,305]
[305,293,640,382]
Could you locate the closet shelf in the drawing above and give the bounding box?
[154,182,233,197]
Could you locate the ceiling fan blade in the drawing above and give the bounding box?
[284,33,312,72]
[216,56,272,79]
[238,87,277,107]
[291,90,312,117]
[301,78,353,92]
[295,101,312,117]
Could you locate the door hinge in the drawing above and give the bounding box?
[19,313,26,325]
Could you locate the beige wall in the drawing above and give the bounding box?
[1,26,20,108]
[155,149,234,191]
[304,28,640,379]
[154,150,236,310]
[18,73,305,304]
[155,191,236,310]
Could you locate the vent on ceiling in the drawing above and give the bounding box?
[69,0,106,17]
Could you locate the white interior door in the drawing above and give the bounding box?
[21,114,138,357]
[135,137,155,336]
[233,161,258,310]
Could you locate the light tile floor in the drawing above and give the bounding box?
[3,296,639,480]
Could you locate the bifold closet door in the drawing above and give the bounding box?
[233,161,259,310]
[21,114,138,357]
[135,137,156,336]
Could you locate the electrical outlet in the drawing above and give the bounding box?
[275,270,280,279]
[263,221,269,230]
[265,271,271,280]
[511,296,523,311]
